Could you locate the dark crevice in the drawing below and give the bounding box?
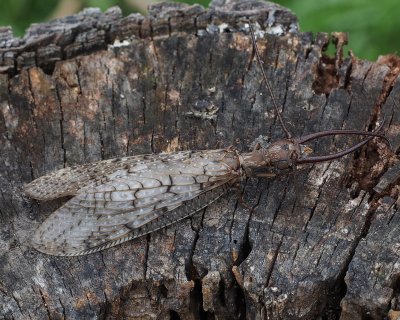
[271,181,289,227]
[232,182,261,265]
[51,260,70,295]
[158,283,169,298]
[38,288,51,320]
[143,233,150,280]
[389,275,400,312]
[26,71,39,132]
[99,252,107,268]
[101,290,112,320]
[99,129,105,160]
[100,102,107,159]
[75,63,82,94]
[312,33,349,95]
[239,223,252,265]
[185,211,202,281]
[321,197,375,319]
[342,58,353,90]
[264,236,283,287]
[290,241,301,264]
[229,182,247,239]
[58,298,66,319]
[138,20,143,39]
[217,278,226,308]
[184,208,212,319]
[229,268,247,319]
[304,42,313,61]
[110,77,117,141]
[150,20,154,41]
[170,309,181,319]
[312,55,339,95]
[11,292,23,314]
[360,202,377,239]
[347,136,391,193]
[189,279,210,319]
[321,280,347,320]
[28,161,34,181]
[83,121,88,159]
[234,284,247,319]
[141,94,147,125]
[305,188,325,228]
[360,63,374,89]
[377,56,400,105]
[55,85,67,167]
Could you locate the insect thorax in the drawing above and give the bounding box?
[240,139,303,178]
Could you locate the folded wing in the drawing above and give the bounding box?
[24,151,193,200]
[30,149,239,255]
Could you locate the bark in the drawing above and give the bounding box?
[1,1,400,319]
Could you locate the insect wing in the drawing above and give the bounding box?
[31,150,239,256]
[24,151,193,200]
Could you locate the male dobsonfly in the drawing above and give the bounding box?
[24,24,390,256]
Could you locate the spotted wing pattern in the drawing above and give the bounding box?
[26,149,240,256]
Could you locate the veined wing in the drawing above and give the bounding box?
[31,149,240,256]
[24,151,193,200]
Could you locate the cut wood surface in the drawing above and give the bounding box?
[1,0,400,319]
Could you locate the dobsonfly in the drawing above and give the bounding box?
[24,24,390,256]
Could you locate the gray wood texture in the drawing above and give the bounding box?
[1,1,399,319]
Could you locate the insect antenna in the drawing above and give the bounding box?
[248,23,390,162]
[249,24,292,139]
[297,118,388,164]
[297,127,390,145]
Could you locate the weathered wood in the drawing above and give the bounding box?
[0,1,399,319]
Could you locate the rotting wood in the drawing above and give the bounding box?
[1,1,400,319]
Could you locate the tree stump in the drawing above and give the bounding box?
[1,1,400,319]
